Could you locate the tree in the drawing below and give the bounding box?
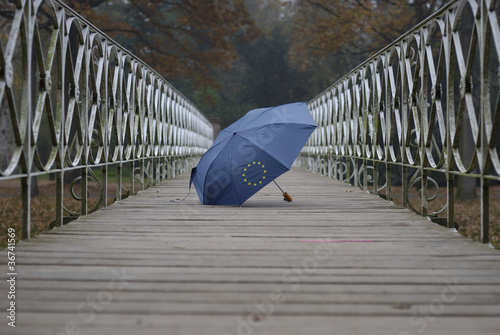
[65,0,260,96]
[288,0,448,86]
[236,27,311,108]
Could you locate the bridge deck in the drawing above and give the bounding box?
[1,168,500,335]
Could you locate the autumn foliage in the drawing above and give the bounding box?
[65,0,260,91]
[288,0,448,79]
[61,1,449,103]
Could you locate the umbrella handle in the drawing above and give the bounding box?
[273,180,292,202]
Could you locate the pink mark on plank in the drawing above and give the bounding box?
[300,239,375,243]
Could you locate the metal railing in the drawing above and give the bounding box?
[0,0,213,239]
[298,0,500,244]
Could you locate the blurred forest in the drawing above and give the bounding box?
[65,0,449,127]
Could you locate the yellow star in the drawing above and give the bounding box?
[242,174,245,177]
[254,183,257,186]
[263,176,266,179]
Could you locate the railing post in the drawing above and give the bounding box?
[401,41,409,209]
[21,0,34,240]
[130,160,136,196]
[117,163,123,201]
[445,7,456,229]
[101,165,108,208]
[371,63,379,196]
[102,41,109,209]
[479,0,490,243]
[149,157,155,185]
[419,29,429,217]
[141,158,146,190]
[81,167,88,216]
[56,171,64,227]
[56,1,67,227]
[384,52,393,202]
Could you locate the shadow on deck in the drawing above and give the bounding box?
[1,168,499,335]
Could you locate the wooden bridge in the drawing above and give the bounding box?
[2,168,500,335]
[2,1,500,334]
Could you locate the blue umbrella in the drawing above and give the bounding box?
[191,102,317,205]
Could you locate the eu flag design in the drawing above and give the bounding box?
[243,162,266,186]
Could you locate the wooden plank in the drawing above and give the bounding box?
[11,300,500,316]
[12,281,494,295]
[1,168,499,334]
[8,266,500,284]
[2,315,500,335]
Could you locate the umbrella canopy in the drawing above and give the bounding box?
[191,102,317,205]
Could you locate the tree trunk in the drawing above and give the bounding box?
[0,104,14,172]
[456,111,477,200]
[30,175,39,197]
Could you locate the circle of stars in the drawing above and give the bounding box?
[242,161,266,187]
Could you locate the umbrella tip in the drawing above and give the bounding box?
[283,192,292,202]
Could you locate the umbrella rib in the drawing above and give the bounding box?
[205,132,232,151]
[235,106,275,131]
[201,135,242,205]
[197,136,232,204]
[236,102,314,132]
[235,123,317,168]
[229,137,242,205]
[233,133,291,171]
[201,154,221,205]
[238,121,317,132]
